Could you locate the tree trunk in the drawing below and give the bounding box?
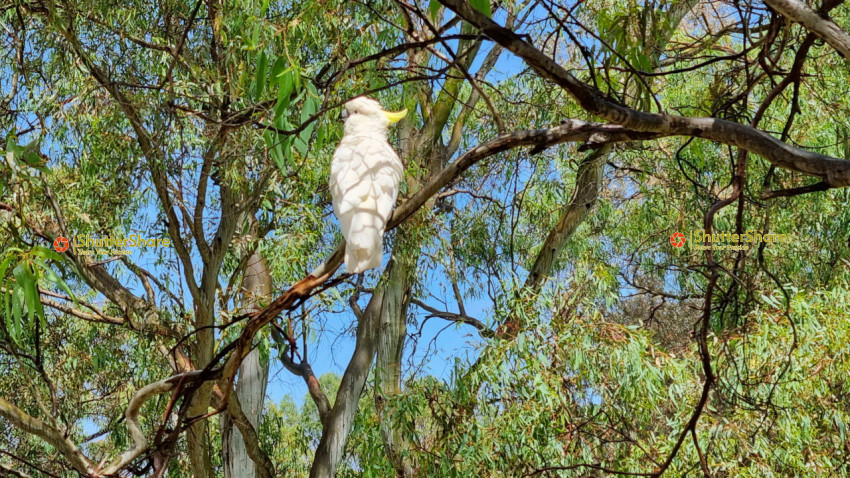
[375,253,415,477]
[222,252,272,478]
[525,147,607,290]
[310,285,384,478]
[186,335,215,478]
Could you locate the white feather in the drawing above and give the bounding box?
[330,97,404,273]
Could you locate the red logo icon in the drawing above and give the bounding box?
[53,236,70,252]
[670,232,686,248]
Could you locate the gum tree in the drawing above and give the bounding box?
[1,0,850,476]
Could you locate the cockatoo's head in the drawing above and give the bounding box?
[340,96,407,137]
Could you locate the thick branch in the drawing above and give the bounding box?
[525,146,607,290]
[0,397,93,475]
[391,120,659,227]
[100,371,209,475]
[762,0,850,59]
[40,296,122,325]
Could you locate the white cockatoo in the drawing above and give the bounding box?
[330,96,407,273]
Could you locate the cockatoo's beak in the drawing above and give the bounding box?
[382,108,408,124]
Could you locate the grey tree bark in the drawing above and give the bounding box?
[374,249,416,477]
[309,285,384,478]
[222,252,271,478]
[762,0,850,59]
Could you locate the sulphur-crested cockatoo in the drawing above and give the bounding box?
[330,96,407,273]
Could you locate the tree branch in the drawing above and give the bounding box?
[762,0,850,59]
[273,325,332,424]
[437,0,850,187]
[410,298,494,338]
[100,370,210,475]
[0,396,94,475]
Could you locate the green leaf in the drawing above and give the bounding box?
[282,136,294,163]
[2,286,10,336]
[13,263,41,326]
[254,51,268,101]
[0,255,15,281]
[10,286,23,344]
[296,90,319,152]
[469,0,491,17]
[5,133,21,156]
[274,114,290,131]
[30,245,65,264]
[239,66,250,91]
[33,258,76,303]
[251,24,260,49]
[270,56,288,86]
[265,130,289,173]
[306,80,318,97]
[274,70,294,120]
[293,137,309,156]
[271,142,287,172]
[428,0,441,21]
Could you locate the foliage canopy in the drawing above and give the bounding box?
[1,0,849,476]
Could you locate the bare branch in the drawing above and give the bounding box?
[0,396,94,475]
[273,326,332,424]
[761,181,831,199]
[410,298,494,338]
[762,0,850,59]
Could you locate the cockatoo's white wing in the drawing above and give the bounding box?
[330,135,402,273]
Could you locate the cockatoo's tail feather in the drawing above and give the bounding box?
[344,236,384,274]
[330,96,404,274]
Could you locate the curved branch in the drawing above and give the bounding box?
[0,397,94,475]
[275,348,332,424]
[100,371,208,475]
